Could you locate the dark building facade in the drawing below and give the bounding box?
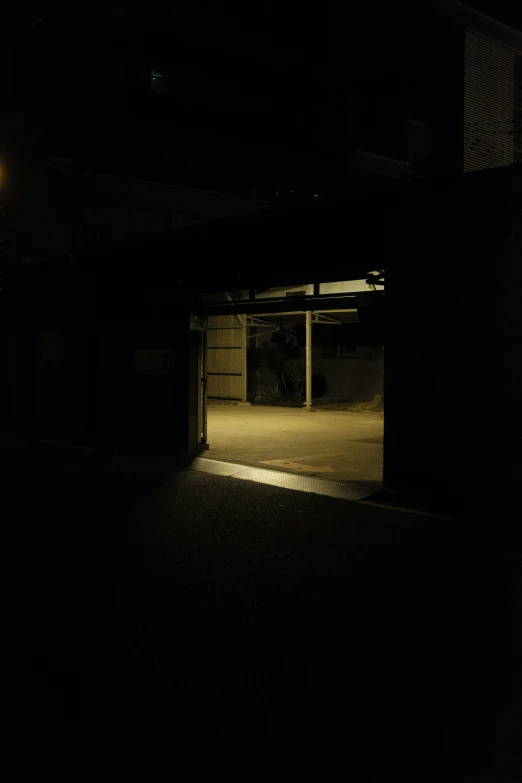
[1,1,520,274]
[2,250,203,451]
[384,165,522,498]
[1,2,521,501]
[2,164,520,501]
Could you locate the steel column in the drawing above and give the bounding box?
[241,314,248,403]
[304,310,315,410]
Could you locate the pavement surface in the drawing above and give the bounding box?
[4,436,520,780]
[207,404,383,483]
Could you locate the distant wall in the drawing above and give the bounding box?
[311,346,384,402]
[251,323,383,402]
[247,346,283,402]
[246,340,383,403]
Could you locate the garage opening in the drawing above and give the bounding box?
[198,277,384,486]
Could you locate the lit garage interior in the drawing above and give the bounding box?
[200,278,384,486]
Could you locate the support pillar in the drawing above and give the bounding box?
[241,314,247,403]
[304,310,315,411]
[200,328,208,446]
[239,314,250,405]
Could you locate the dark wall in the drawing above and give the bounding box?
[312,347,384,403]
[37,327,94,433]
[2,261,201,452]
[2,158,274,273]
[4,0,479,223]
[384,192,522,497]
[95,317,193,449]
[383,216,465,494]
[427,24,466,178]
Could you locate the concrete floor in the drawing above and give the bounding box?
[206,403,383,484]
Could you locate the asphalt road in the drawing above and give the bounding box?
[5,443,521,781]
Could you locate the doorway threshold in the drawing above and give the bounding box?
[188,457,380,501]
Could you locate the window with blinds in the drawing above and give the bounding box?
[464,31,516,172]
[515,55,522,163]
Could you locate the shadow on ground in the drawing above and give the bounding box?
[4,438,520,780]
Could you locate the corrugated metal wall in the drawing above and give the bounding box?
[206,315,245,401]
[464,31,515,172]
